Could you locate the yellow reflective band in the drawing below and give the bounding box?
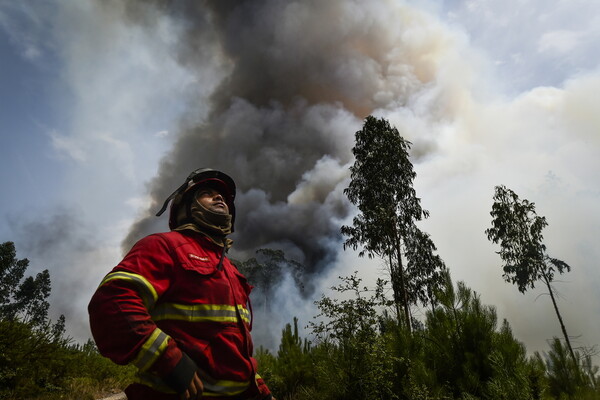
[134,372,176,394]
[151,303,250,324]
[237,304,250,321]
[100,271,158,309]
[197,370,250,396]
[136,369,250,396]
[201,382,249,397]
[131,328,170,371]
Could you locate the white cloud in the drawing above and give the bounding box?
[437,0,600,92]
[538,29,584,55]
[49,130,87,162]
[96,132,135,180]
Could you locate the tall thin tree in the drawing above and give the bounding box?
[342,116,445,332]
[485,185,576,363]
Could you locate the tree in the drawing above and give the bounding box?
[0,241,137,398]
[423,271,536,399]
[309,273,398,400]
[0,241,70,396]
[544,337,591,399]
[238,248,305,311]
[341,115,446,332]
[274,317,314,396]
[0,241,52,326]
[424,272,497,398]
[485,185,576,363]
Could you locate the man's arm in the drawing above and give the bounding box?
[88,234,201,395]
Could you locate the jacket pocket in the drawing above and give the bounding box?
[174,245,219,275]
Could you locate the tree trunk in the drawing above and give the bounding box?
[394,231,411,334]
[541,269,577,364]
[389,252,402,322]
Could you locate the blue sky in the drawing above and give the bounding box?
[1,0,599,358]
[0,23,63,214]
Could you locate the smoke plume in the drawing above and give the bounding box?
[122,0,463,277]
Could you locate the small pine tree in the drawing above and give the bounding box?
[274,317,313,396]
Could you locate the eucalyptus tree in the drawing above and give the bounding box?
[341,116,446,332]
[238,248,304,311]
[485,185,576,363]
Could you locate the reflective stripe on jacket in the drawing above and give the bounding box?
[88,231,270,399]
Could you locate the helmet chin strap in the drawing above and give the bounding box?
[155,181,187,217]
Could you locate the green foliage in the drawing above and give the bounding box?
[342,116,426,258]
[483,321,534,399]
[342,116,446,329]
[543,337,600,399]
[309,273,398,400]
[256,317,316,399]
[485,186,570,293]
[0,242,52,326]
[0,320,134,399]
[68,339,136,394]
[526,352,549,399]
[310,272,387,344]
[0,241,134,399]
[276,317,314,395]
[265,270,600,400]
[545,337,580,398]
[0,317,71,398]
[0,242,29,307]
[423,272,500,398]
[581,352,600,393]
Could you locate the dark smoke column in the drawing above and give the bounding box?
[121,0,360,278]
[122,0,434,281]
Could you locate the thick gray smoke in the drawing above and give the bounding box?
[122,1,445,276]
[8,208,119,339]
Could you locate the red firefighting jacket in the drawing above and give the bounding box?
[88,230,271,399]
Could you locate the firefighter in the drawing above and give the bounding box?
[88,168,274,400]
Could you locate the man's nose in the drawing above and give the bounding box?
[214,193,225,201]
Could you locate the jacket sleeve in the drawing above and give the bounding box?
[88,234,197,391]
[255,374,272,398]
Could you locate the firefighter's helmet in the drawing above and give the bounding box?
[156,168,236,231]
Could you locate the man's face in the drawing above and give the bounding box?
[195,186,230,215]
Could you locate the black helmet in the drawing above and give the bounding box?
[155,168,236,231]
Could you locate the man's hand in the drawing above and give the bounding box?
[181,371,203,400]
